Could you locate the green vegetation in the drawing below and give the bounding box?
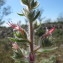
[0,0,63,63]
[0,23,63,63]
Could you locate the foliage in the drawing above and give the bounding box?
[41,38,52,47]
[52,29,63,46]
[35,27,45,37]
[0,38,14,63]
[53,29,63,37]
[8,0,56,63]
[8,0,41,62]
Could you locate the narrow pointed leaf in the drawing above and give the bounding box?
[37,47,58,53]
[33,11,40,21]
[9,37,28,43]
[17,13,24,16]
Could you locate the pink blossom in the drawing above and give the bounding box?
[8,21,24,35]
[12,42,19,50]
[8,21,17,29]
[48,27,55,34]
[42,27,55,38]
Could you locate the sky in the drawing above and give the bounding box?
[2,0,63,26]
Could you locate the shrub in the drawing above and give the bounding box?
[41,38,52,47]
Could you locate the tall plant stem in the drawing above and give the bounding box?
[29,21,33,53]
[29,21,35,63]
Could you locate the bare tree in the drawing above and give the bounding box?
[0,0,11,25]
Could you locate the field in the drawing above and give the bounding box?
[0,28,63,63]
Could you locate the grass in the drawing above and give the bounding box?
[0,38,14,63]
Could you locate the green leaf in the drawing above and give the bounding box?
[37,47,58,53]
[17,13,24,16]
[12,51,24,59]
[9,37,29,43]
[14,31,23,38]
[21,0,29,6]
[16,39,28,42]
[28,10,40,22]
[27,10,35,22]
[33,1,39,8]
[31,1,39,9]
[33,11,40,21]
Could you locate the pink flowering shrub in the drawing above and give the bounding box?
[8,0,56,63]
